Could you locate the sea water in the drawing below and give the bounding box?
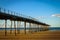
[0,27,60,30]
[49,27,60,30]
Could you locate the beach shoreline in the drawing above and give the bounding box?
[0,30,60,40]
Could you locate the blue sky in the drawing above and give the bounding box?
[0,0,60,27]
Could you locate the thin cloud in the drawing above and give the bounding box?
[38,16,45,18]
[36,16,47,19]
[51,14,60,17]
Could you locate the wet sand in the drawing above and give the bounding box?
[0,30,60,40]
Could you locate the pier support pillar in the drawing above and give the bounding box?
[24,21,26,34]
[17,21,21,34]
[34,24,37,32]
[39,25,41,31]
[29,23,31,33]
[41,25,43,31]
[37,24,39,32]
[31,23,32,32]
[33,23,35,32]
[14,20,16,36]
[10,20,12,34]
[5,19,7,36]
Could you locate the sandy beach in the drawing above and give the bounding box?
[0,30,60,40]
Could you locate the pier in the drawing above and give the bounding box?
[0,7,50,36]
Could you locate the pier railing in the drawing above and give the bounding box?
[0,7,38,21]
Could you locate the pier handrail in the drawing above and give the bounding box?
[0,7,39,22]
